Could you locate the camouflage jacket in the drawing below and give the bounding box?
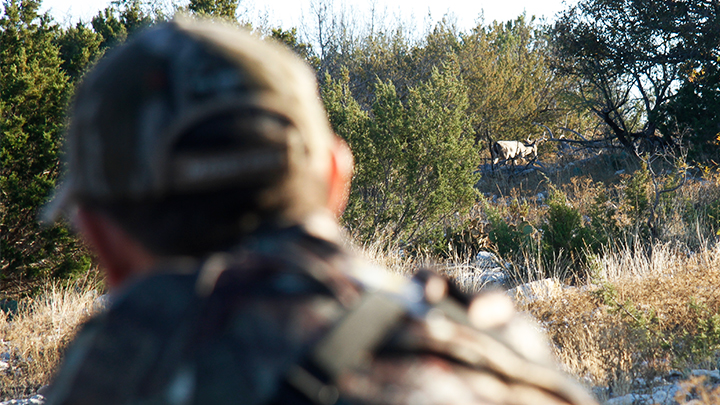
[46,226,597,405]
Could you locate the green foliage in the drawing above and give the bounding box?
[187,0,238,20]
[461,15,578,146]
[55,22,103,81]
[90,0,159,52]
[312,15,584,150]
[485,203,529,258]
[0,0,92,291]
[324,62,479,247]
[621,164,653,238]
[592,280,618,307]
[322,69,369,147]
[482,187,602,281]
[586,191,619,248]
[552,0,720,154]
[270,27,315,63]
[684,173,720,236]
[662,63,720,161]
[541,188,593,266]
[677,300,720,367]
[606,295,720,370]
[91,7,128,50]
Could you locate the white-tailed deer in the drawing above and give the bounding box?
[491,137,544,165]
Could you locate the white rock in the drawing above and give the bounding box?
[651,386,673,404]
[691,369,720,381]
[605,393,649,405]
[475,251,500,269]
[508,278,564,303]
[0,395,45,405]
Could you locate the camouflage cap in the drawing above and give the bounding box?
[43,17,335,223]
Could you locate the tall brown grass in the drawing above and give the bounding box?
[1,240,718,402]
[0,273,104,400]
[522,242,720,397]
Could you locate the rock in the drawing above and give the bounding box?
[605,393,649,405]
[665,369,684,383]
[632,377,646,388]
[650,385,676,404]
[0,395,45,405]
[597,369,720,405]
[478,268,509,287]
[466,251,510,288]
[475,251,500,269]
[449,264,509,291]
[508,278,564,303]
[691,369,720,382]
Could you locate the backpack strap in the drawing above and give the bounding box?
[276,269,457,405]
[282,291,407,405]
[275,267,598,405]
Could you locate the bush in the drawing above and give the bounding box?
[619,164,653,238]
[541,188,592,266]
[323,63,480,249]
[485,202,532,259]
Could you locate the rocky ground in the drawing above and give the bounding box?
[595,369,720,404]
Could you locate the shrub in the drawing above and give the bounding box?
[323,63,480,249]
[541,189,588,261]
[675,300,720,368]
[586,190,621,248]
[484,199,533,259]
[618,164,653,239]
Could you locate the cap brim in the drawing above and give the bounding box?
[39,178,76,226]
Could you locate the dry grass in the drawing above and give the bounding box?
[352,231,720,403]
[521,242,720,398]
[675,376,720,404]
[0,273,104,400]
[1,240,718,403]
[358,151,720,402]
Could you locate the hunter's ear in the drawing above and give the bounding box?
[326,136,354,217]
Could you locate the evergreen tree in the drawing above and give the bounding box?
[91,7,128,50]
[56,22,103,81]
[401,60,479,241]
[188,0,238,20]
[0,0,91,291]
[91,0,158,52]
[270,27,316,65]
[662,56,720,161]
[324,62,479,246]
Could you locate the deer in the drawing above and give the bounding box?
[491,137,544,166]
